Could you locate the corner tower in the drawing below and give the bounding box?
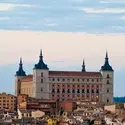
[15,58,26,96]
[32,49,49,99]
[100,51,114,105]
[82,59,86,72]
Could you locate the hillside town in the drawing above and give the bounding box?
[0,93,125,124]
[0,50,124,125]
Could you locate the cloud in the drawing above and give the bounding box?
[111,26,124,30]
[100,0,125,3]
[0,30,125,71]
[0,3,38,11]
[0,17,10,20]
[79,8,125,13]
[45,24,57,27]
[120,16,125,20]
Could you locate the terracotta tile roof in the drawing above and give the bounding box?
[21,75,33,82]
[49,71,101,77]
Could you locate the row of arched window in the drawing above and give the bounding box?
[52,89,99,94]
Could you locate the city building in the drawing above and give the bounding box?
[17,94,28,108]
[18,97,57,114]
[0,93,16,112]
[15,50,114,105]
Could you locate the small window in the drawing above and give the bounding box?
[82,79,84,82]
[107,80,110,84]
[41,73,43,77]
[72,79,75,82]
[107,89,109,93]
[41,88,43,92]
[52,78,55,81]
[57,89,60,93]
[62,89,65,93]
[67,89,70,93]
[82,89,84,93]
[107,74,110,78]
[52,89,55,93]
[72,89,75,93]
[107,99,109,103]
[87,89,89,93]
[87,79,89,82]
[96,89,99,93]
[77,89,80,93]
[92,79,94,82]
[78,79,80,82]
[62,78,65,81]
[41,79,43,83]
[57,78,60,81]
[92,89,94,93]
[97,79,99,82]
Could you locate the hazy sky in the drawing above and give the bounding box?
[0,0,125,96]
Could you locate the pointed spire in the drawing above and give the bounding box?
[19,57,22,66]
[82,59,86,72]
[34,49,49,70]
[16,57,26,76]
[106,50,108,59]
[40,49,42,57]
[101,51,113,71]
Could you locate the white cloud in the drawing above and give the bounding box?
[0,3,38,11]
[100,0,125,3]
[0,17,10,20]
[111,26,124,29]
[0,30,125,71]
[120,16,125,20]
[45,24,57,27]
[79,8,125,13]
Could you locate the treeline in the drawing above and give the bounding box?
[114,97,125,103]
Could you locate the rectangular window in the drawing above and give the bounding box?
[41,73,43,77]
[41,79,43,83]
[41,88,43,92]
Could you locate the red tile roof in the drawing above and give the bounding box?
[49,71,101,77]
[21,75,33,82]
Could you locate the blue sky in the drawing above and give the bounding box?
[0,0,125,33]
[0,0,125,96]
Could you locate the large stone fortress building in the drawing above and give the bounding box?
[15,50,114,105]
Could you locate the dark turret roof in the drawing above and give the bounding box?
[82,59,86,72]
[34,49,49,70]
[101,51,113,71]
[16,58,26,76]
